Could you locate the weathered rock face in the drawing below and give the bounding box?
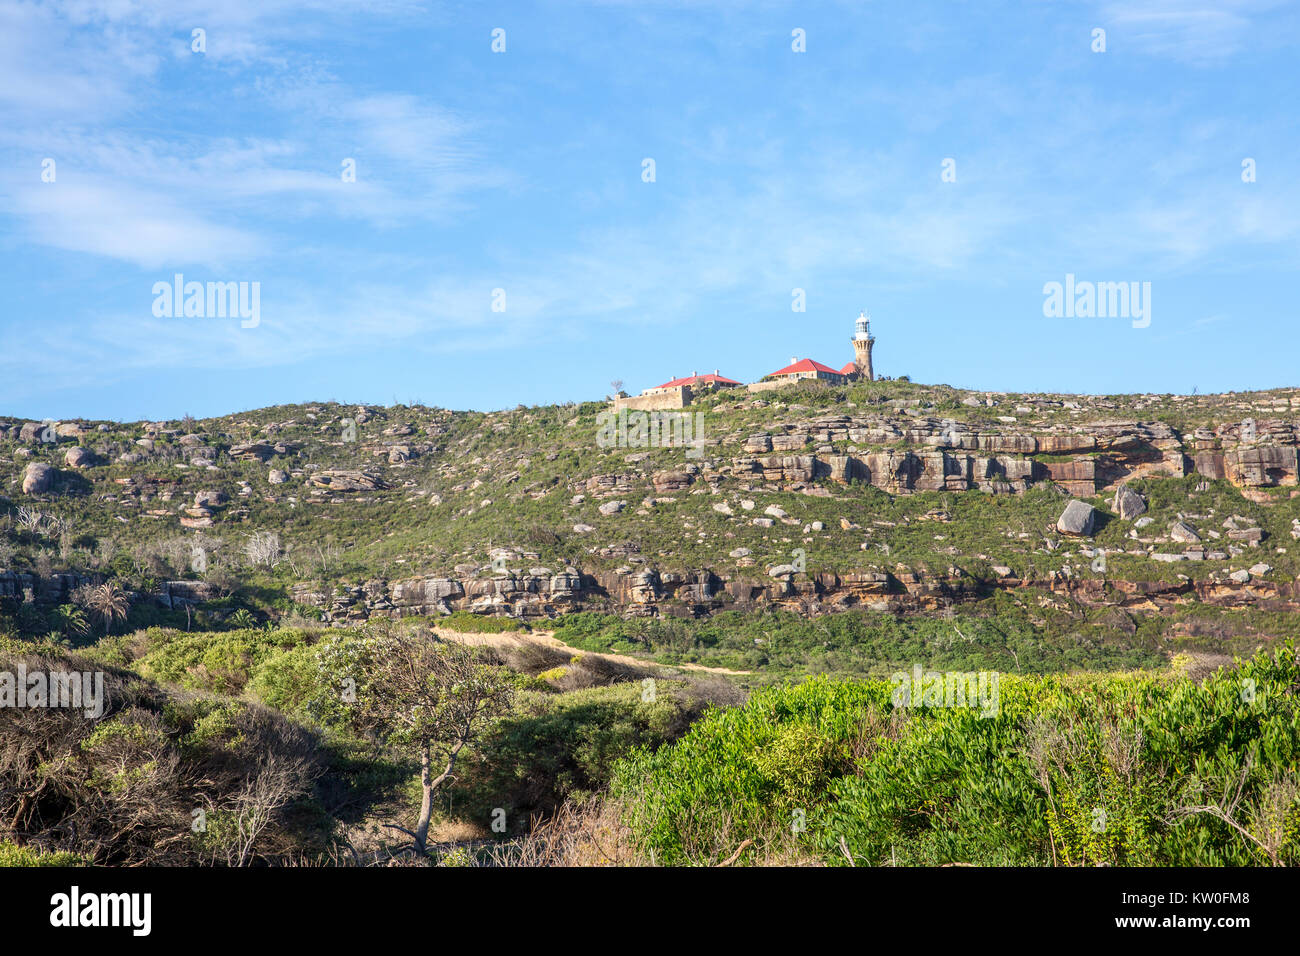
[309,470,386,492]
[1056,500,1097,536]
[18,422,52,443]
[22,462,54,494]
[282,561,1300,624]
[1225,445,1298,488]
[1113,485,1147,520]
[157,580,222,608]
[651,470,694,493]
[229,443,274,462]
[0,570,94,602]
[619,415,1300,500]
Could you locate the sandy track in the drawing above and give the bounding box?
[430,626,749,677]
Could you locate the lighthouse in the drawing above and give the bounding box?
[851,310,875,381]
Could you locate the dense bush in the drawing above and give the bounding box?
[437,611,528,634]
[612,642,1300,866]
[611,676,888,863]
[0,647,323,865]
[136,626,322,695]
[0,842,87,866]
[550,602,1166,677]
[451,683,705,831]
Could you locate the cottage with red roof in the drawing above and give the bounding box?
[762,356,851,386]
[642,370,741,397]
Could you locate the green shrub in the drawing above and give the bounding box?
[612,643,1300,867]
[137,627,319,695]
[452,683,701,831]
[0,842,88,867]
[439,611,528,634]
[610,676,886,864]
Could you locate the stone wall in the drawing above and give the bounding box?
[613,386,692,411]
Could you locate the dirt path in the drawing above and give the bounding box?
[430,626,749,677]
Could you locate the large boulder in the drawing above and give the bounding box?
[64,446,93,468]
[1170,521,1200,543]
[1112,485,1146,520]
[1056,500,1097,536]
[651,470,693,493]
[19,422,52,444]
[308,470,385,492]
[21,462,54,494]
[229,442,274,462]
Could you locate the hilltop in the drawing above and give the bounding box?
[4,378,1300,672]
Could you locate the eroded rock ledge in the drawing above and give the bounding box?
[287,564,1300,624]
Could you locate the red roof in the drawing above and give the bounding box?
[654,372,741,389]
[768,358,845,377]
[839,362,858,376]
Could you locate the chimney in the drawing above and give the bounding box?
[790,356,797,366]
[693,370,697,378]
[714,369,719,376]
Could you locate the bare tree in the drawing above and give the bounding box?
[221,748,318,866]
[15,506,44,534]
[1168,756,1299,867]
[243,531,282,569]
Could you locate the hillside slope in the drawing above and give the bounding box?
[4,379,1300,666]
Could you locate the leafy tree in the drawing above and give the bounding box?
[329,627,516,855]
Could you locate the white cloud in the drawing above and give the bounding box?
[13,179,267,269]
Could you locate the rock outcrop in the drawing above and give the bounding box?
[1056,500,1097,536]
[22,462,54,494]
[283,562,1300,624]
[1113,485,1147,520]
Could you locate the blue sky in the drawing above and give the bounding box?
[2,0,1298,421]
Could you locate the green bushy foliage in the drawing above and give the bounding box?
[137,626,321,695]
[550,603,1165,677]
[612,642,1300,867]
[451,683,701,830]
[0,843,88,867]
[611,676,887,864]
[438,611,528,634]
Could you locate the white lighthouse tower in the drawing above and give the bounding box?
[851,310,875,381]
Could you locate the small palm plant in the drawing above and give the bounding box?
[226,608,258,630]
[84,583,130,636]
[52,603,90,640]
